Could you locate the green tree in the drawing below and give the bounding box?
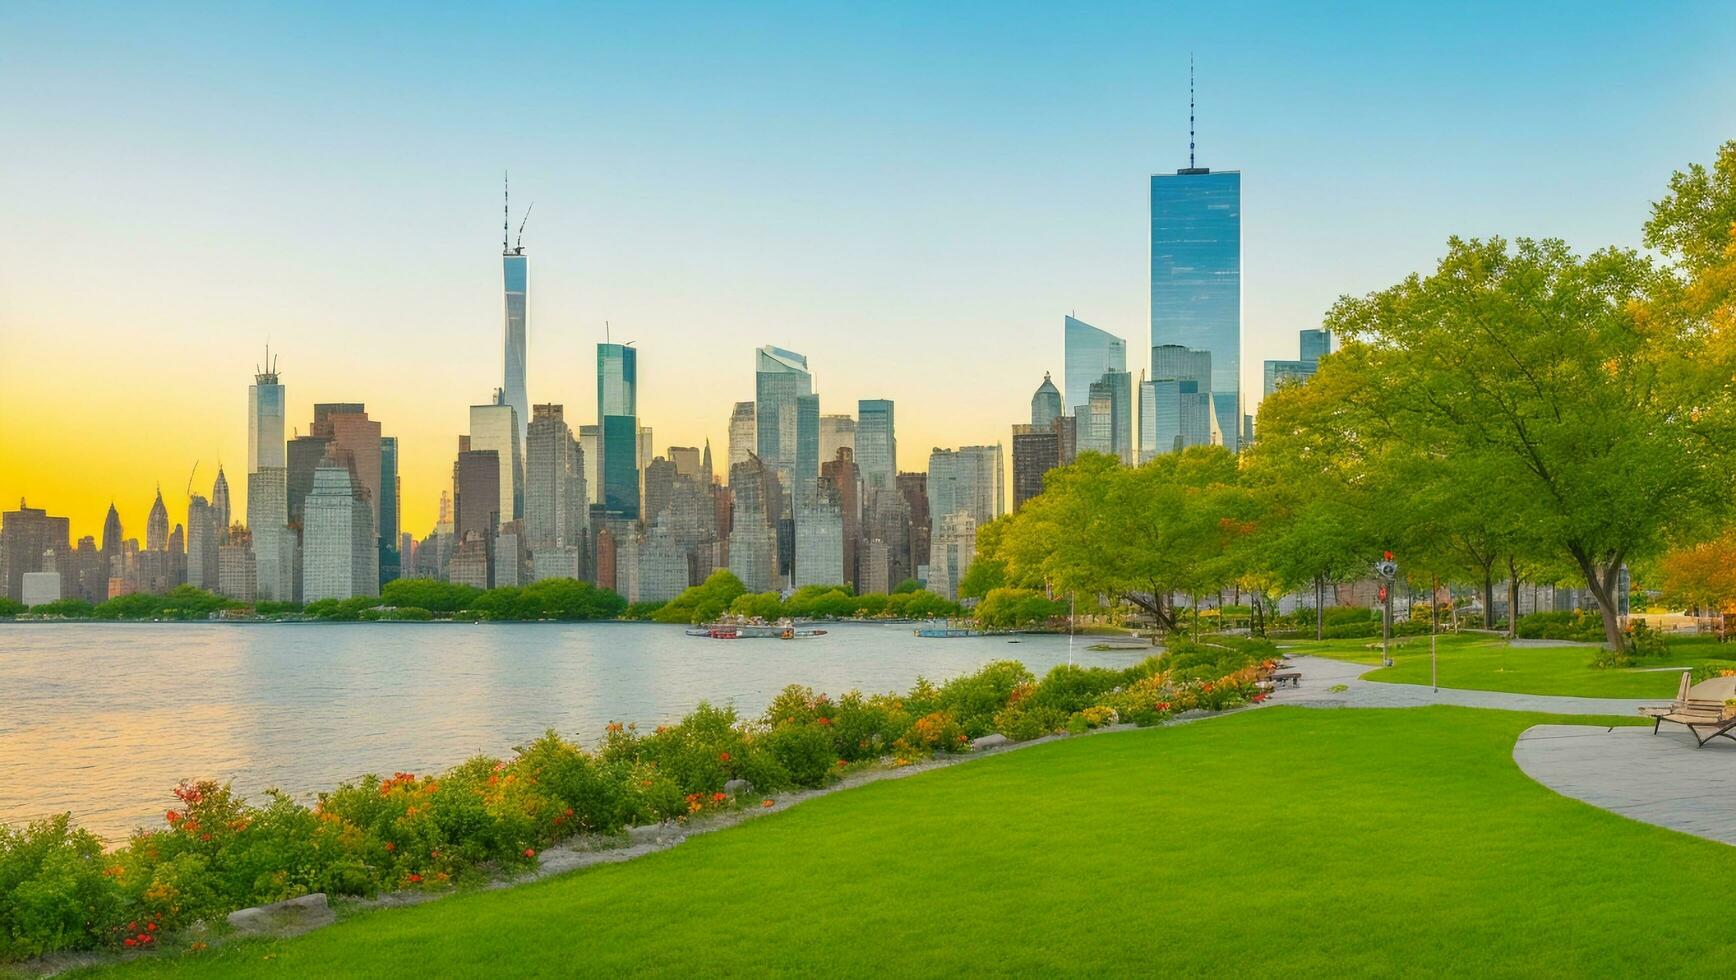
[1327,231,1736,649]
[652,570,748,624]
[995,448,1253,632]
[381,578,482,613]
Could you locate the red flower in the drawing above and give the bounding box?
[815,716,832,726]
[139,934,154,944]
[718,751,731,762]
[407,873,423,884]
[836,759,847,768]
[523,848,536,859]
[164,810,181,825]
[384,842,395,852]
[712,792,727,802]
[124,938,137,948]
[146,922,157,932]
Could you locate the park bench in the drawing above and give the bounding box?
[1642,674,1736,748]
[1271,670,1301,689]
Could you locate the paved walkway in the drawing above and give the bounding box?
[1514,724,1736,845]
[1276,655,1651,716]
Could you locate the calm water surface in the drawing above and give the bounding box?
[0,622,1145,841]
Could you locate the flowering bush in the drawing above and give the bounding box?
[0,651,1277,963]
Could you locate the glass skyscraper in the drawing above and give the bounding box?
[855,399,896,492]
[1151,168,1242,451]
[755,346,815,511]
[1062,315,1126,418]
[502,251,529,446]
[597,343,639,520]
[247,352,285,473]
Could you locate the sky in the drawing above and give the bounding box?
[3,1,1734,541]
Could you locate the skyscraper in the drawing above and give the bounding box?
[525,404,587,559]
[1030,373,1062,428]
[855,399,896,492]
[302,453,377,601]
[597,343,639,520]
[726,455,777,592]
[247,349,285,473]
[1011,423,1060,511]
[311,404,383,535]
[469,399,521,531]
[210,467,231,534]
[378,436,400,584]
[186,494,218,590]
[502,199,530,447]
[1144,344,1217,457]
[754,345,814,509]
[1263,329,1332,396]
[146,489,170,552]
[727,402,756,472]
[1062,315,1126,418]
[1151,162,1242,451]
[926,445,1004,530]
[819,415,856,467]
[454,445,502,584]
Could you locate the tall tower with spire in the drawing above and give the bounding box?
[1150,58,1243,452]
[211,467,231,532]
[146,488,170,551]
[502,174,531,447]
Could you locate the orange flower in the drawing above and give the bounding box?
[407,872,423,884]
[523,848,536,859]
[761,798,775,808]
[711,792,727,802]
[384,842,395,852]
[836,759,847,768]
[718,751,731,762]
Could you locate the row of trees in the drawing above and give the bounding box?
[644,571,963,625]
[974,142,1736,651]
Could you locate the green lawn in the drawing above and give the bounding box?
[86,707,1736,977]
[1280,633,1736,698]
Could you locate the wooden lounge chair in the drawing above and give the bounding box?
[1639,671,1692,721]
[1646,675,1736,748]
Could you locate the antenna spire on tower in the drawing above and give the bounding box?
[1189,54,1196,170]
[503,171,510,253]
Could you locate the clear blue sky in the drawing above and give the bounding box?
[3,1,1733,536]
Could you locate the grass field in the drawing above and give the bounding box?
[1280,633,1736,698]
[85,706,1736,977]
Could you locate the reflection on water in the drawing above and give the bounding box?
[0,622,1145,841]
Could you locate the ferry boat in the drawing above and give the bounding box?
[685,619,828,640]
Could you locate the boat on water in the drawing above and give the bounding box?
[914,626,983,638]
[685,619,828,640]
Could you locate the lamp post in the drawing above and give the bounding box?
[1375,552,1398,668]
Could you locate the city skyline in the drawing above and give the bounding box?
[5,3,1736,540]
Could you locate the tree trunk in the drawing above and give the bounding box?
[1315,575,1324,640]
[1505,556,1520,639]
[1568,545,1626,651]
[1481,569,1495,633]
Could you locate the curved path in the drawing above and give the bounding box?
[1513,724,1736,845]
[1268,654,1736,846]
[1275,655,1651,716]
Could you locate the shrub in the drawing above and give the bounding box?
[0,815,121,959]
[761,723,838,788]
[1031,664,1129,714]
[934,661,1034,736]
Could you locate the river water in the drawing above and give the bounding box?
[0,622,1146,841]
